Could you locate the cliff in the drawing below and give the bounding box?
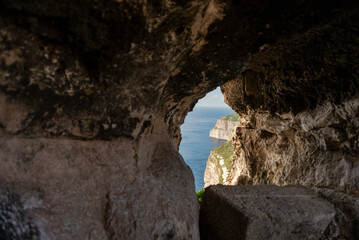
[204,140,233,187]
[209,114,239,140]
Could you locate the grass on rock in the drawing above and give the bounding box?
[220,114,239,121]
[212,140,233,183]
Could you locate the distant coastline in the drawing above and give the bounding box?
[179,106,234,190]
[204,113,238,187]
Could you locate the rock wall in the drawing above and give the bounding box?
[220,99,359,237]
[209,119,238,140]
[0,0,358,238]
[0,0,233,238]
[227,100,359,194]
[220,7,359,238]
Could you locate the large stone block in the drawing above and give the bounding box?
[0,134,199,239]
[199,185,345,240]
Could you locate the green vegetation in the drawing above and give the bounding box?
[213,140,233,171]
[220,113,239,121]
[196,188,205,203]
[212,140,234,184]
[219,171,224,184]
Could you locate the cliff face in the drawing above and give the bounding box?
[203,153,221,187]
[204,140,233,187]
[205,114,238,187]
[209,118,238,140]
[0,0,358,238]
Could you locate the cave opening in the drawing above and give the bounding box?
[179,87,236,191]
[1,0,358,238]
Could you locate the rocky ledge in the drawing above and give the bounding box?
[200,185,349,240]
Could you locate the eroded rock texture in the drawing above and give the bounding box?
[204,153,221,187]
[0,0,358,239]
[200,185,348,240]
[220,5,359,239]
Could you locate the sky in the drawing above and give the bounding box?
[195,87,231,108]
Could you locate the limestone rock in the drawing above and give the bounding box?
[217,8,359,238]
[221,9,359,116]
[0,128,199,239]
[0,0,359,238]
[203,153,221,188]
[209,118,238,141]
[226,98,359,194]
[200,185,347,240]
[316,188,359,238]
[204,140,234,187]
[219,98,359,238]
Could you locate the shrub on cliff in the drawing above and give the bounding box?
[196,188,205,204]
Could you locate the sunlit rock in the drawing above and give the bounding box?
[209,114,239,140]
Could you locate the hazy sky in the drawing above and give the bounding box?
[196,87,231,108]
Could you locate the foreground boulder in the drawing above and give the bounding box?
[199,185,347,240]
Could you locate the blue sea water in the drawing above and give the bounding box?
[179,106,235,191]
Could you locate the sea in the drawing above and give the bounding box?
[179,106,235,191]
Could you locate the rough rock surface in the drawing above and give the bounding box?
[203,153,221,187]
[217,6,359,238]
[209,119,238,140]
[199,185,348,240]
[204,140,233,187]
[0,0,359,238]
[0,129,198,239]
[226,100,359,196]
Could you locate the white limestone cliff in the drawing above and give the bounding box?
[209,115,239,140]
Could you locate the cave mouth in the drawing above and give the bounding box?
[179,87,235,191]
